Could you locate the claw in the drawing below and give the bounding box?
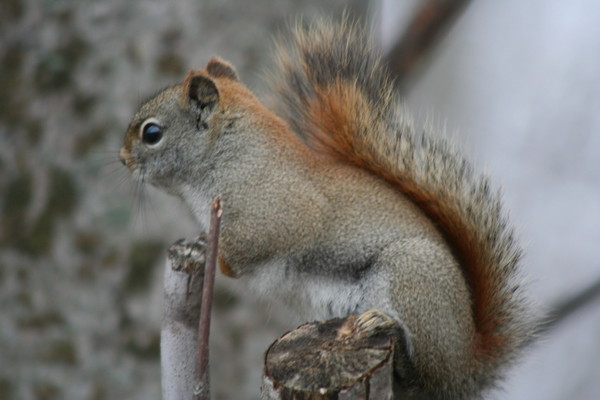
[354,309,397,333]
[168,236,207,274]
[336,309,397,341]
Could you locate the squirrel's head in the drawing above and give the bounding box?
[119,58,243,195]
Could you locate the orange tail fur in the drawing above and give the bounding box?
[270,18,532,385]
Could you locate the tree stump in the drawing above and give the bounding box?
[262,316,396,399]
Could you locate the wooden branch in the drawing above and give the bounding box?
[162,241,205,400]
[161,197,222,400]
[384,0,472,91]
[262,316,396,399]
[538,275,600,335]
[194,196,222,399]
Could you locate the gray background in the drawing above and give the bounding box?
[1,0,598,399]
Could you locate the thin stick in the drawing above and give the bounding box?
[194,196,223,399]
[537,275,600,335]
[385,0,472,91]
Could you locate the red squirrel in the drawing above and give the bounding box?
[120,19,532,399]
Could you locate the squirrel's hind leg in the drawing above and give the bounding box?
[376,237,476,399]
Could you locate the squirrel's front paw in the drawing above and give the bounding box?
[167,234,207,274]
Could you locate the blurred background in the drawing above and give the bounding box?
[1,0,599,399]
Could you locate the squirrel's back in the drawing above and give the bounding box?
[270,18,532,395]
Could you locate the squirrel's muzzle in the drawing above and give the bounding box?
[119,147,134,171]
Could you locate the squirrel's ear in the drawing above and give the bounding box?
[187,74,219,108]
[206,57,238,81]
[181,72,219,126]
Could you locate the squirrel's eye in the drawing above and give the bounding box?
[141,121,163,146]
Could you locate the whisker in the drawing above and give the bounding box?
[101,162,127,179]
[141,180,160,229]
[88,148,127,176]
[110,172,133,193]
[138,178,149,232]
[131,169,160,234]
[131,172,146,232]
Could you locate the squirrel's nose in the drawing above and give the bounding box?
[119,147,128,167]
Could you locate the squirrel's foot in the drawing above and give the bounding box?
[167,234,207,274]
[337,309,399,340]
[355,309,398,334]
[339,309,415,383]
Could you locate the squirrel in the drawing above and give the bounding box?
[120,19,532,399]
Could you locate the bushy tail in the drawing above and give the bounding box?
[270,18,532,388]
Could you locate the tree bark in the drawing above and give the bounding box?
[161,197,222,400]
[161,256,204,400]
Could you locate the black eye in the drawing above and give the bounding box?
[141,122,163,145]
